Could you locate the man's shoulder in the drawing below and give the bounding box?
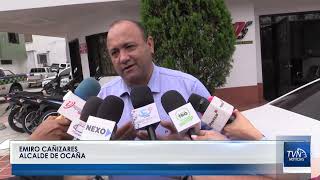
[158,66,199,83]
[100,76,123,91]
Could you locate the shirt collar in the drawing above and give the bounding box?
[117,63,160,97]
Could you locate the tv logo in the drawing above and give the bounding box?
[208,110,218,127]
[284,142,310,167]
[287,148,307,161]
[73,123,85,134]
[138,107,152,118]
[85,125,112,137]
[175,108,193,126]
[63,101,75,109]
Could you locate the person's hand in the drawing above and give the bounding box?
[136,120,191,140]
[191,130,229,141]
[113,121,137,140]
[222,109,264,140]
[29,115,73,140]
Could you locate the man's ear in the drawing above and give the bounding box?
[146,36,154,54]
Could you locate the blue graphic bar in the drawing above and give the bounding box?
[12,164,277,176]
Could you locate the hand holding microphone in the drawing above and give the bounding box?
[189,93,264,140]
[29,115,72,140]
[80,95,124,140]
[161,90,201,139]
[57,77,101,122]
[30,78,101,141]
[188,93,235,132]
[130,86,160,140]
[223,109,264,140]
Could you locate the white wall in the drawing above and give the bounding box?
[0,0,121,11]
[0,59,27,74]
[25,51,36,73]
[224,0,257,88]
[25,35,67,71]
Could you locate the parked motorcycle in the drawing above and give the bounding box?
[22,95,63,134]
[5,70,82,133]
[5,91,43,133]
[21,74,80,134]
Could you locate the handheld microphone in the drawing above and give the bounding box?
[161,90,201,137]
[81,95,124,140]
[188,93,235,132]
[58,78,101,121]
[67,96,103,139]
[80,96,104,121]
[130,86,160,140]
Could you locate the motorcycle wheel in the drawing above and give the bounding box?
[39,109,60,123]
[8,107,25,133]
[22,110,40,134]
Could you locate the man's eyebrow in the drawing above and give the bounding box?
[109,47,118,52]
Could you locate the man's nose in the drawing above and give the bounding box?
[119,50,130,64]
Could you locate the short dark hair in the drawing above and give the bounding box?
[108,19,148,40]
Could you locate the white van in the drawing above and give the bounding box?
[50,63,71,72]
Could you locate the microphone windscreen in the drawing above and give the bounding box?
[161,90,186,114]
[130,86,154,108]
[74,77,101,101]
[96,95,124,124]
[80,96,103,122]
[188,93,210,113]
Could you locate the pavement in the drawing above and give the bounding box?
[0,87,41,179]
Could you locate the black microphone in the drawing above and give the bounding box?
[188,93,236,132]
[80,96,104,122]
[161,90,201,138]
[67,96,103,140]
[130,86,159,140]
[96,95,124,139]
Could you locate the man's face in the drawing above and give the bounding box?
[107,21,154,86]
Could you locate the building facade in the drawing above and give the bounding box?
[0,32,27,73]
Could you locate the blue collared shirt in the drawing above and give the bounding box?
[98,64,211,136]
[98,65,210,180]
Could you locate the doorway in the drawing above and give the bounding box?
[69,39,83,82]
[260,12,320,101]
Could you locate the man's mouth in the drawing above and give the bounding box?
[123,64,135,72]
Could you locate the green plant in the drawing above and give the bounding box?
[141,0,236,92]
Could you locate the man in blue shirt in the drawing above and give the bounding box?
[98,19,210,141]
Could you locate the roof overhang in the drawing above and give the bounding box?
[0,0,140,38]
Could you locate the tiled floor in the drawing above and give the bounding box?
[0,102,28,179]
[0,153,11,179]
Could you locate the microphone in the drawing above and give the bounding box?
[58,78,101,121]
[81,95,124,140]
[130,86,160,140]
[74,77,101,101]
[188,93,235,132]
[161,90,201,137]
[80,96,104,121]
[67,96,103,139]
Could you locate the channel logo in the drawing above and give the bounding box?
[284,142,310,168]
[63,100,75,109]
[175,108,193,126]
[85,124,112,137]
[138,107,152,118]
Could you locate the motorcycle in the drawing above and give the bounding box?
[22,95,63,134]
[21,75,80,134]
[5,91,43,133]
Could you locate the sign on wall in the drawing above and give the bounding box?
[233,21,253,45]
